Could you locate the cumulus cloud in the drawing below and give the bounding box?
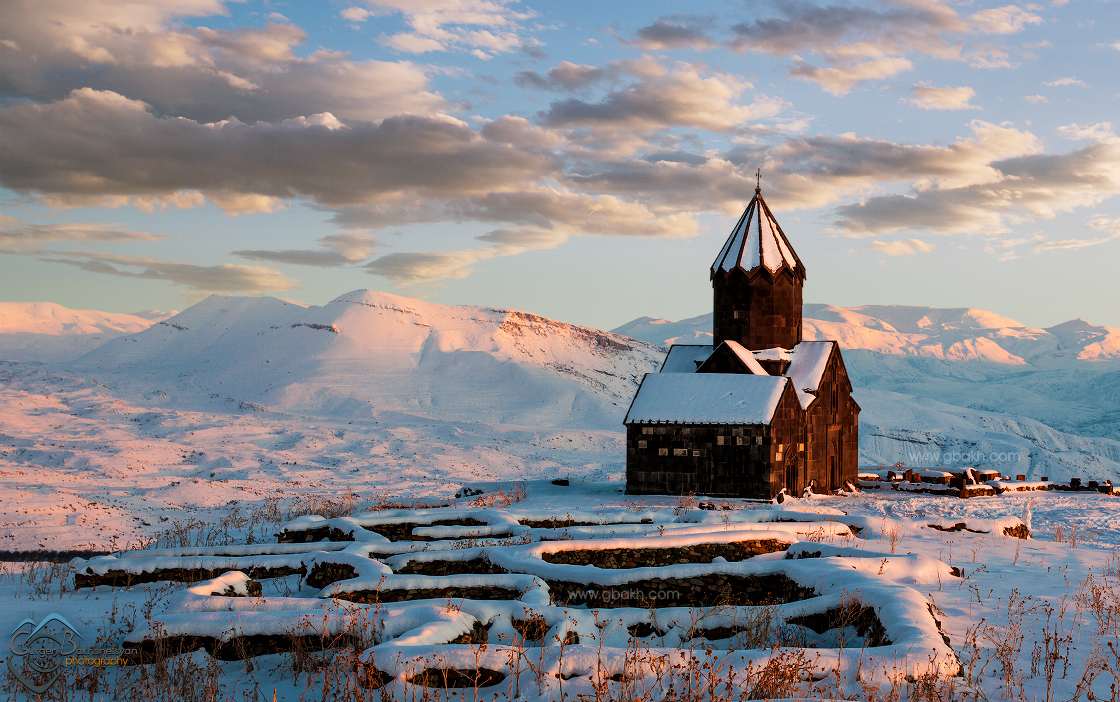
[0,89,556,213]
[902,84,978,110]
[0,3,447,123]
[789,57,914,97]
[626,19,716,51]
[831,133,1120,236]
[539,63,782,133]
[729,0,1042,94]
[39,250,300,293]
[0,220,170,253]
[866,238,936,255]
[513,61,605,92]
[234,233,378,267]
[1057,122,1117,143]
[357,0,533,57]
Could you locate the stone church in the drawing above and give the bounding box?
[624,184,859,499]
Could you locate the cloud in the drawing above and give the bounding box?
[333,186,700,239]
[366,227,567,282]
[1025,95,1048,104]
[0,220,170,253]
[1088,215,1120,234]
[626,19,716,51]
[0,89,557,213]
[233,233,378,267]
[728,0,1042,94]
[39,250,300,293]
[789,57,914,96]
[1057,122,1117,143]
[866,238,936,255]
[362,0,533,57]
[539,63,782,133]
[0,4,448,123]
[1033,235,1118,251]
[1044,77,1086,87]
[830,133,1120,236]
[513,61,605,92]
[902,84,978,110]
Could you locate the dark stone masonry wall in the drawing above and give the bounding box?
[713,269,803,351]
[541,540,791,568]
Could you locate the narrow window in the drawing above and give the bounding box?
[638,440,647,449]
[673,448,688,457]
[658,448,668,456]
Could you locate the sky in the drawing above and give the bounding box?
[1,0,1118,332]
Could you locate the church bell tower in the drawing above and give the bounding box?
[710,183,805,351]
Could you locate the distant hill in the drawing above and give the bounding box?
[612,305,1120,364]
[612,305,1120,444]
[73,290,665,429]
[0,302,176,362]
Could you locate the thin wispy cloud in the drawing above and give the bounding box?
[867,239,936,255]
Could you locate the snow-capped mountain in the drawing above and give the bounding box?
[74,290,665,429]
[613,306,1120,444]
[0,301,176,362]
[2,292,1118,482]
[613,305,1120,364]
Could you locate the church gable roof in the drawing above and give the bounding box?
[696,340,770,376]
[711,186,804,281]
[624,373,789,425]
[781,341,835,410]
[659,344,714,373]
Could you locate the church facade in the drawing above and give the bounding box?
[624,185,859,499]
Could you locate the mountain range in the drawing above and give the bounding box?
[2,292,1118,482]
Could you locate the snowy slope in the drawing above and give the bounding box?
[613,306,1120,442]
[75,290,665,429]
[0,301,175,362]
[612,305,1120,364]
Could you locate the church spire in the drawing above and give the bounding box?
[711,182,804,282]
[710,181,805,351]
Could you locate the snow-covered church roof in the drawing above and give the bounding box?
[653,340,837,412]
[711,186,804,280]
[624,373,789,425]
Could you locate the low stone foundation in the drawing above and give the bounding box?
[75,563,306,589]
[546,572,816,609]
[277,518,490,544]
[786,603,890,647]
[335,585,523,604]
[541,539,790,568]
[394,557,509,576]
[406,667,506,688]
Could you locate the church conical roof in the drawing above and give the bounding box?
[711,186,804,280]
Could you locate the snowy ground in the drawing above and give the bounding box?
[2,294,1118,700]
[1,481,1117,701]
